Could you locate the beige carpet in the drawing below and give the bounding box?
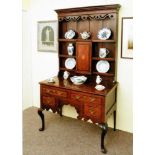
[23,107,133,155]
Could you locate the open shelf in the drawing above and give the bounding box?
[92,57,115,61]
[60,67,76,72]
[59,39,92,42]
[92,39,116,43]
[59,39,76,42]
[59,54,76,58]
[93,72,114,76]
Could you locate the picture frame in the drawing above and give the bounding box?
[121,17,133,59]
[37,20,58,52]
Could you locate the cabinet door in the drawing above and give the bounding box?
[76,42,92,74]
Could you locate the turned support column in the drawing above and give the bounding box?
[101,123,108,154]
[38,108,45,131]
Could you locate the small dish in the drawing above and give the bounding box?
[96,60,110,73]
[95,85,105,91]
[65,58,76,69]
[97,28,111,40]
[47,77,55,83]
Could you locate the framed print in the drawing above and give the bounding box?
[121,17,133,59]
[38,20,58,52]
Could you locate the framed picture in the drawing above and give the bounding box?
[121,17,133,59]
[37,20,58,52]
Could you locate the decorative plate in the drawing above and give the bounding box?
[64,29,75,39]
[96,60,110,73]
[97,28,111,40]
[65,58,76,69]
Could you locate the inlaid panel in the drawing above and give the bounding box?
[76,42,92,74]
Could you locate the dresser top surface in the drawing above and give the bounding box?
[39,76,117,96]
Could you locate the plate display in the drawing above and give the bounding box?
[96,60,110,73]
[64,29,75,39]
[97,28,111,40]
[65,58,76,69]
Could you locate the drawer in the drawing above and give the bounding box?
[42,95,57,107]
[70,92,101,103]
[41,86,68,98]
[84,102,102,121]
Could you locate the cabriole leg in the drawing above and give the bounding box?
[101,123,108,154]
[38,108,45,131]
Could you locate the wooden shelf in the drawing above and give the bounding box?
[60,67,75,71]
[92,57,115,61]
[59,54,76,58]
[92,39,115,43]
[93,72,114,76]
[59,39,76,42]
[59,39,115,43]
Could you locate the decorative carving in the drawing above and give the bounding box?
[58,14,114,22]
[59,16,80,22]
[89,14,114,20]
[81,15,88,20]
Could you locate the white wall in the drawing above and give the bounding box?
[23,0,133,132]
[22,10,33,109]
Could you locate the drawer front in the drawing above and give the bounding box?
[41,86,68,98]
[70,92,101,103]
[84,102,102,122]
[42,95,57,107]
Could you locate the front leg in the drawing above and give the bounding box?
[38,108,45,131]
[101,123,108,154]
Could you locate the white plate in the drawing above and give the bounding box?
[97,28,111,40]
[95,85,105,91]
[96,60,110,73]
[65,58,76,69]
[64,30,75,39]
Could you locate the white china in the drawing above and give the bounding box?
[97,28,111,40]
[70,76,87,85]
[99,48,109,58]
[80,31,91,39]
[65,58,76,69]
[96,60,110,73]
[95,85,105,91]
[96,75,102,84]
[67,43,74,55]
[47,77,55,83]
[63,71,70,80]
[64,29,75,39]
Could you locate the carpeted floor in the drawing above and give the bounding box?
[23,107,133,155]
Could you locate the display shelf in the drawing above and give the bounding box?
[92,72,114,76]
[92,39,116,43]
[59,54,76,58]
[60,67,76,72]
[92,57,115,61]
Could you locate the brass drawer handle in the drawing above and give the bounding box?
[52,90,56,93]
[90,109,95,114]
[57,91,62,95]
[75,96,80,100]
[90,98,95,102]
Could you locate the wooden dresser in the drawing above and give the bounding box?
[38,4,120,153]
